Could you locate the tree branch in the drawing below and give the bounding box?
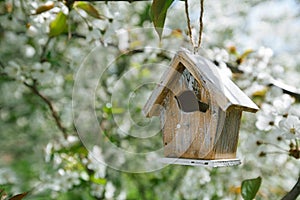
[23,81,68,139]
[282,175,300,200]
[40,37,52,62]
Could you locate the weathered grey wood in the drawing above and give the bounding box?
[162,92,179,157]
[143,63,185,117]
[214,107,242,159]
[159,157,241,167]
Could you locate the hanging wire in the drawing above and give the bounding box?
[184,0,204,53]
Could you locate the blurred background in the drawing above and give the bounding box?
[0,0,299,199]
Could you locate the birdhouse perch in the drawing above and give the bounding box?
[143,49,259,167]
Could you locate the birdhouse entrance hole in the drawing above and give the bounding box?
[175,90,209,113]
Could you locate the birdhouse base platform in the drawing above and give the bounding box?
[159,158,241,167]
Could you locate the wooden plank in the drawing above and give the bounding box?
[162,92,178,157]
[143,61,185,117]
[188,77,212,159]
[162,72,190,157]
[214,107,242,159]
[176,111,201,158]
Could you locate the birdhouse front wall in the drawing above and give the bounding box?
[160,66,228,159]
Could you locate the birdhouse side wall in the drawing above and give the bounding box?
[213,107,242,159]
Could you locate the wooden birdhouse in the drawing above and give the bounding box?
[143,49,259,167]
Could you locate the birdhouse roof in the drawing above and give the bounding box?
[143,49,259,117]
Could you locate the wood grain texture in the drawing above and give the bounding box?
[143,63,185,117]
[213,107,242,159]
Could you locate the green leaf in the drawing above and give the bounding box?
[241,176,262,200]
[55,142,88,156]
[49,11,67,37]
[111,107,124,114]
[74,2,104,19]
[150,0,175,39]
[90,175,106,185]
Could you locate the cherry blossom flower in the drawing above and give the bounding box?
[278,115,300,139]
[272,94,295,116]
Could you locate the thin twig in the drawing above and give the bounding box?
[40,37,52,62]
[261,141,289,152]
[23,81,68,139]
[264,151,288,155]
[20,0,29,18]
[74,8,92,30]
[68,13,72,40]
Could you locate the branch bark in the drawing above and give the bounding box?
[40,37,52,62]
[282,175,300,200]
[23,81,68,139]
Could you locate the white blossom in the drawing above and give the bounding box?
[5,61,21,77]
[91,183,105,198]
[278,115,300,139]
[256,104,277,131]
[23,45,36,58]
[105,181,116,199]
[258,47,273,63]
[272,94,295,116]
[116,28,129,51]
[87,146,107,179]
[31,62,54,83]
